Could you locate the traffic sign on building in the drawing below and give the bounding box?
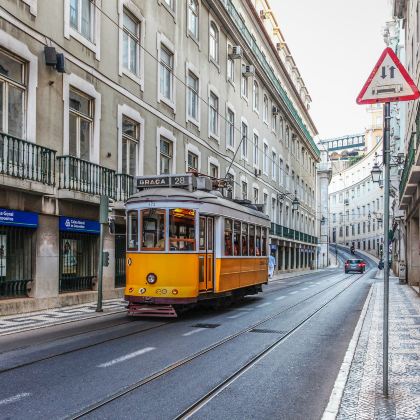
[357,47,420,104]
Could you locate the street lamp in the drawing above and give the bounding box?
[292,191,299,212]
[371,162,382,183]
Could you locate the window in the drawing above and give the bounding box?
[253,187,259,204]
[241,69,248,98]
[272,151,276,179]
[169,209,196,251]
[226,108,235,149]
[160,136,173,174]
[209,91,219,136]
[225,172,234,199]
[0,49,26,138]
[241,223,248,256]
[249,225,255,255]
[279,159,284,185]
[187,71,199,122]
[69,88,93,160]
[241,121,248,159]
[263,95,268,122]
[227,53,234,82]
[209,162,218,178]
[122,8,140,76]
[164,0,175,10]
[255,226,261,256]
[263,142,268,174]
[187,0,199,39]
[121,116,139,176]
[141,209,166,251]
[263,193,268,215]
[233,221,241,256]
[159,44,174,102]
[127,210,138,250]
[70,0,94,41]
[209,22,219,63]
[253,133,259,167]
[224,219,233,256]
[187,151,198,171]
[272,109,277,132]
[253,80,259,112]
[242,180,248,200]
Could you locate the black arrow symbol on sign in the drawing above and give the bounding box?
[389,66,396,78]
[381,66,387,79]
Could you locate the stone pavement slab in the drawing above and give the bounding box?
[327,277,420,419]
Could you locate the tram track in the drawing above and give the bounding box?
[67,269,368,419]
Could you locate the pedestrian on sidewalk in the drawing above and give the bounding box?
[268,253,276,278]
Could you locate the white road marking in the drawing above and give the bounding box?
[307,285,315,288]
[315,282,321,285]
[182,328,207,337]
[227,313,246,319]
[289,291,298,295]
[235,308,252,312]
[256,302,271,308]
[0,393,31,406]
[275,296,286,301]
[300,287,309,291]
[97,347,155,367]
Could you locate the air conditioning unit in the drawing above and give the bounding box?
[255,168,262,177]
[272,106,280,115]
[229,45,243,59]
[242,64,255,77]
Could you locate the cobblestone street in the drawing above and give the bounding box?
[337,279,420,419]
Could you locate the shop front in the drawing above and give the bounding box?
[59,216,99,293]
[0,208,38,298]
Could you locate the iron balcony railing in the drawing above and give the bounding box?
[399,133,416,198]
[58,156,116,197]
[0,132,56,185]
[268,223,317,244]
[222,0,320,158]
[115,173,135,202]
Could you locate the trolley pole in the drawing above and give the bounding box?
[383,101,391,397]
[96,195,109,313]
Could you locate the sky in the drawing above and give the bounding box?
[270,0,392,140]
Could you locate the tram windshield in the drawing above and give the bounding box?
[169,208,196,251]
[141,209,165,250]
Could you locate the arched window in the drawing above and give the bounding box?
[253,80,259,111]
[209,22,219,63]
[187,0,199,39]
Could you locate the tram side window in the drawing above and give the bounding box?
[249,225,255,256]
[256,226,261,256]
[169,209,196,251]
[262,227,267,256]
[224,218,233,256]
[241,223,248,256]
[127,211,138,250]
[199,217,206,250]
[233,221,241,256]
[207,218,214,251]
[141,209,166,251]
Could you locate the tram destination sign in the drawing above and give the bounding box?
[136,174,197,190]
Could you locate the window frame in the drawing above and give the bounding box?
[240,118,248,161]
[209,20,219,65]
[208,88,220,140]
[157,33,176,110]
[187,0,199,41]
[186,67,200,127]
[253,79,259,114]
[226,105,235,151]
[156,126,176,175]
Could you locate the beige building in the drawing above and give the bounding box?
[394,0,420,291]
[0,0,320,315]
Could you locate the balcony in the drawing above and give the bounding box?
[0,132,56,192]
[115,173,135,202]
[222,0,320,158]
[58,156,116,199]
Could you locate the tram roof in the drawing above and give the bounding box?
[126,188,270,222]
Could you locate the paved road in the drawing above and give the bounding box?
[0,250,376,420]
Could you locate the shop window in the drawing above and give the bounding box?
[233,220,241,256]
[141,209,165,251]
[59,232,97,293]
[169,208,196,251]
[127,210,138,250]
[224,218,233,256]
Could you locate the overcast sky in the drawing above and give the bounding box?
[270,0,392,140]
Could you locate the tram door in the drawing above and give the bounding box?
[199,216,214,292]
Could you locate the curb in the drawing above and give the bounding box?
[321,283,374,420]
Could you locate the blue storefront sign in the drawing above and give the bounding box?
[0,208,38,228]
[59,216,100,234]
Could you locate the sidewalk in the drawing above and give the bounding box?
[269,265,336,282]
[324,277,420,419]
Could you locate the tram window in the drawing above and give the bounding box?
[169,209,196,251]
[199,217,206,250]
[241,223,248,256]
[140,209,166,251]
[262,227,267,256]
[207,218,214,251]
[127,211,138,250]
[224,218,233,256]
[256,226,261,256]
[233,221,241,256]
[249,225,255,256]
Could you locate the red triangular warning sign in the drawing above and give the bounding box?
[357,47,420,104]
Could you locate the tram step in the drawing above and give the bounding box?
[127,303,178,318]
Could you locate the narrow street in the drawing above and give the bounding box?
[0,249,375,419]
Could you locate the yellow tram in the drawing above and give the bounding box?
[124,174,270,317]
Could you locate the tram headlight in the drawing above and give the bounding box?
[146,273,157,284]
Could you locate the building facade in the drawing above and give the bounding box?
[0,0,320,315]
[393,0,420,290]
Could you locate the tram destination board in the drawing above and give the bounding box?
[136,174,197,190]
